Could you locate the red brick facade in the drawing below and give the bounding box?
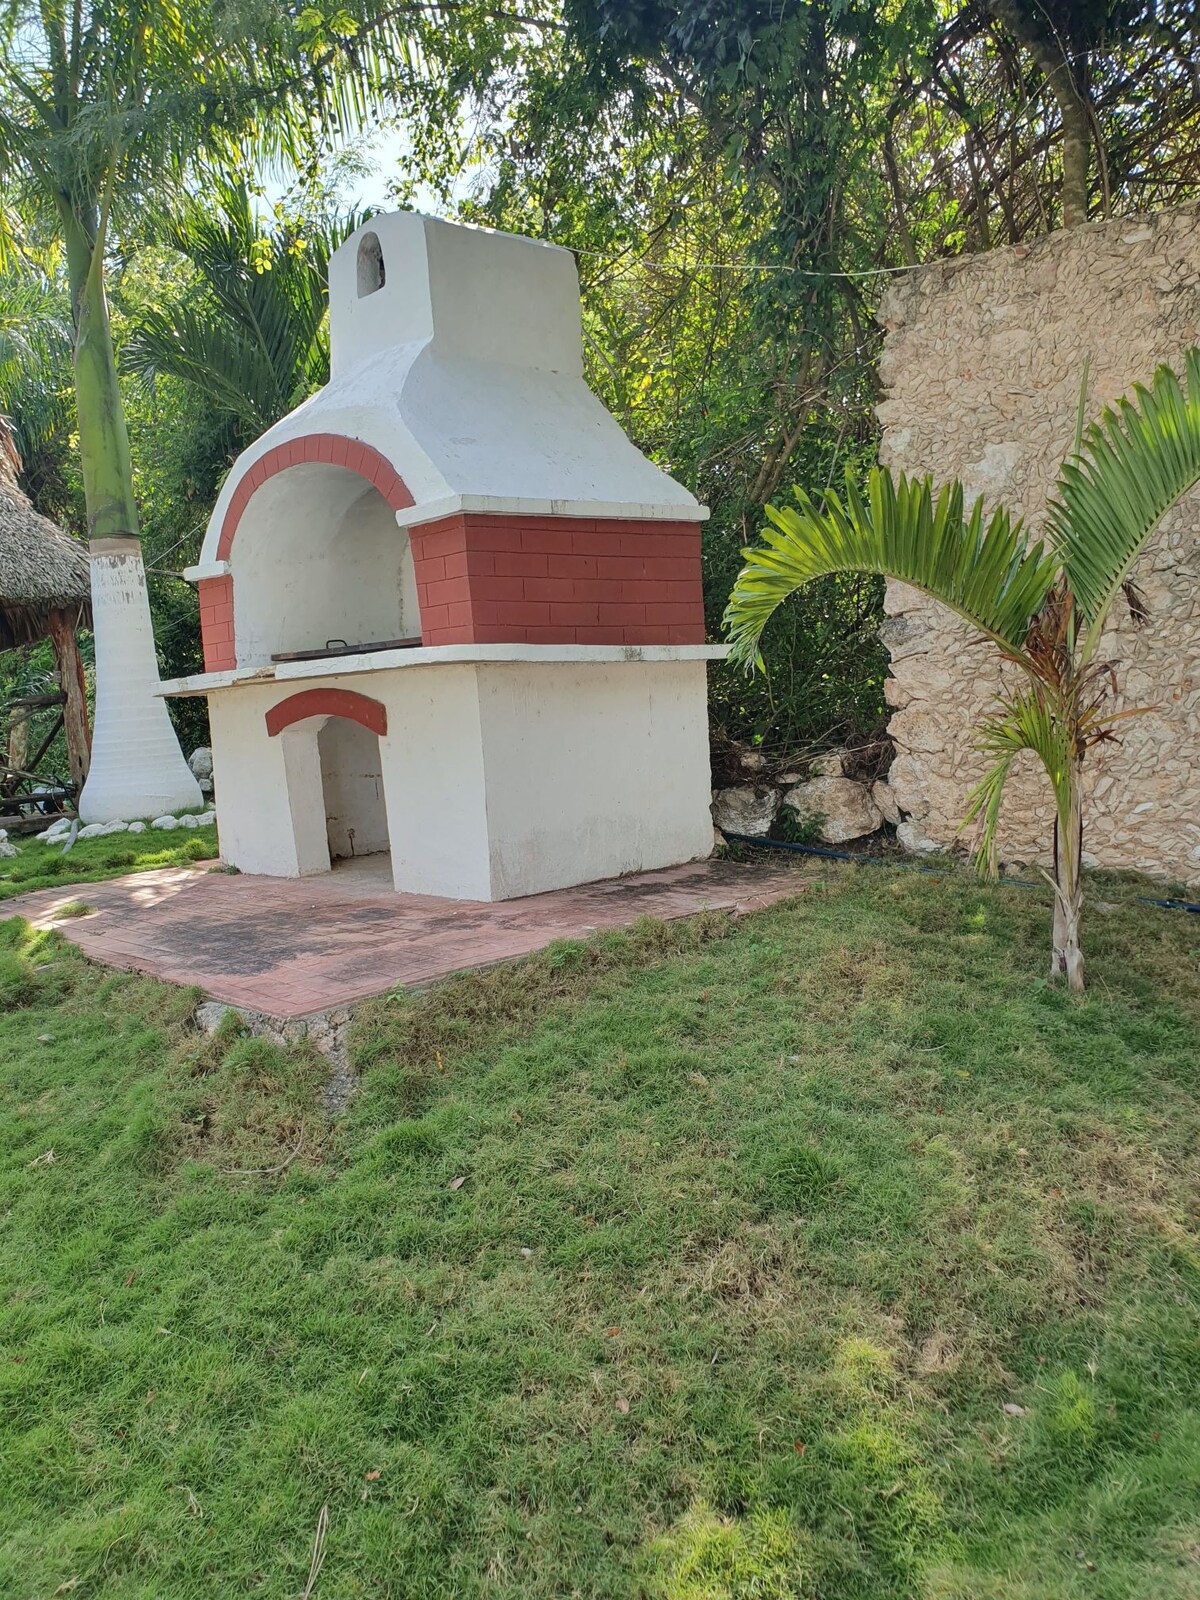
[198,574,235,672]
[199,432,706,669]
[409,513,706,647]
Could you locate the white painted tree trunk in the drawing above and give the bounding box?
[64,209,201,827]
[78,541,202,822]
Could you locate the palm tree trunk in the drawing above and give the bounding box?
[63,209,200,823]
[1050,765,1085,992]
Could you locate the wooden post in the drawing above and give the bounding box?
[47,607,91,790]
[6,704,28,774]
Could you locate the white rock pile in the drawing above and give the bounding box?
[36,811,216,842]
[710,785,778,838]
[712,741,934,853]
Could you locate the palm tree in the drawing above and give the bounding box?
[0,1,417,821]
[725,351,1200,992]
[124,183,365,444]
[0,262,75,517]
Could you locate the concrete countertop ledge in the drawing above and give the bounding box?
[161,641,731,697]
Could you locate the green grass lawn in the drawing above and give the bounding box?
[2,866,1199,1598]
[0,825,220,901]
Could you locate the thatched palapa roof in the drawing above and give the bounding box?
[0,420,91,650]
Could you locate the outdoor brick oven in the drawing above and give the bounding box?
[166,212,724,900]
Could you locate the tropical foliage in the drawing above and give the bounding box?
[0,0,1197,779]
[726,352,1200,990]
[123,184,366,442]
[0,0,568,765]
[0,0,474,814]
[0,264,75,521]
[727,472,1060,657]
[469,0,1198,749]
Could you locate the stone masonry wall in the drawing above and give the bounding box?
[875,203,1200,887]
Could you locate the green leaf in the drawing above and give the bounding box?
[1049,348,1200,638]
[961,687,1074,877]
[724,466,1057,669]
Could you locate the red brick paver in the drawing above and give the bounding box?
[7,857,809,1019]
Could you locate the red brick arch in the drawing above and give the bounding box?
[216,432,414,561]
[265,688,388,739]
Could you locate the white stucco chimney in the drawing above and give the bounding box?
[328,212,583,379]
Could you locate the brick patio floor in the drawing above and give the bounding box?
[7,855,810,1018]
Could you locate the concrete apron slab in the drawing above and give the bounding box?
[6,855,810,1022]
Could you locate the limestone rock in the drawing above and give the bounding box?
[872,781,901,826]
[127,821,147,834]
[151,815,179,830]
[896,820,945,855]
[189,747,214,781]
[784,776,882,844]
[195,1000,231,1034]
[878,614,930,664]
[808,748,848,779]
[711,786,778,838]
[886,757,931,821]
[736,746,768,775]
[77,822,109,838]
[962,440,1022,500]
[0,830,16,859]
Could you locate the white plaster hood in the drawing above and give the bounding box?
[190,212,704,577]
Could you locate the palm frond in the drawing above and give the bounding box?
[0,266,74,467]
[0,0,439,238]
[724,467,1058,669]
[123,186,362,437]
[1049,348,1200,643]
[962,686,1074,877]
[123,302,285,436]
[0,271,71,383]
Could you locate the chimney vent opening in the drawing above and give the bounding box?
[357,232,385,298]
